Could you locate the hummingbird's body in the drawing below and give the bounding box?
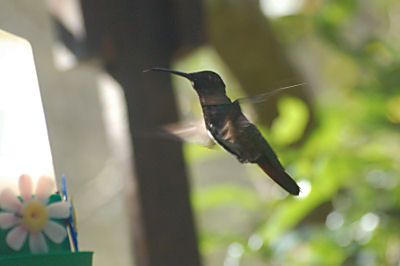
[148,68,300,195]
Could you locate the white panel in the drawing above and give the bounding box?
[0,29,54,192]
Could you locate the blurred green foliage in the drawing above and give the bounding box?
[176,0,400,265]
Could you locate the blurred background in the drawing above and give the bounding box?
[1,0,400,265]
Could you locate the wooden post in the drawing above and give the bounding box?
[78,0,204,265]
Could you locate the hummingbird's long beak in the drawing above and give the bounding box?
[146,67,192,80]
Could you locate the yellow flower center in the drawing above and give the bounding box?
[21,200,49,233]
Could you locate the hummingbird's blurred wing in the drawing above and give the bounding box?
[155,83,304,146]
[161,119,216,148]
[236,83,306,105]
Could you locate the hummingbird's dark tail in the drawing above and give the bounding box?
[256,156,300,195]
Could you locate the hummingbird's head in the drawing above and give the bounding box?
[147,68,226,95]
[188,71,226,94]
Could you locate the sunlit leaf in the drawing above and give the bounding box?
[270,96,309,146]
[386,96,400,124]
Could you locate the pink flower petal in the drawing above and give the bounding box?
[43,220,67,243]
[6,225,28,251]
[19,174,33,202]
[29,232,48,253]
[47,201,70,219]
[0,213,21,229]
[35,176,55,204]
[0,189,21,212]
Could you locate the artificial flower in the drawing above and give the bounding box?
[0,174,70,253]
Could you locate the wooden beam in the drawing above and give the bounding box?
[79,0,204,265]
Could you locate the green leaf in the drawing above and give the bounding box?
[270,96,309,146]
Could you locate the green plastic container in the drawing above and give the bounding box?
[0,251,93,266]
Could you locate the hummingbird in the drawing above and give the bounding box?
[147,68,300,195]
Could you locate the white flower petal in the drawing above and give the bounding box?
[29,232,48,253]
[35,176,55,204]
[19,174,33,202]
[0,189,21,212]
[43,220,67,243]
[47,201,71,219]
[0,213,21,229]
[6,225,28,251]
